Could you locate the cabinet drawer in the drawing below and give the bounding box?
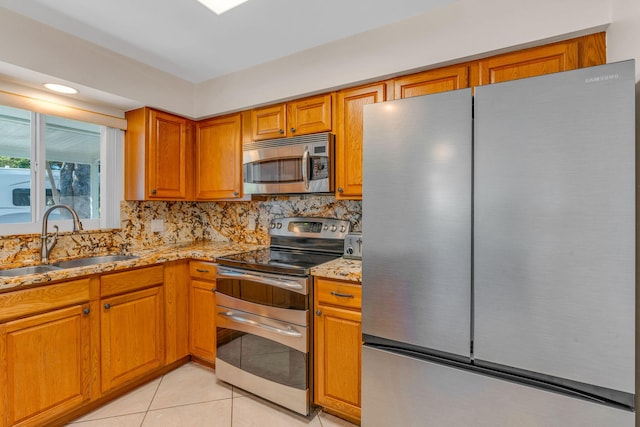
[316,278,361,310]
[0,278,90,322]
[101,265,164,297]
[189,261,217,281]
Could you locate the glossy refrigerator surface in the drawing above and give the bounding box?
[360,60,636,426]
[473,61,635,398]
[362,346,634,427]
[362,89,472,359]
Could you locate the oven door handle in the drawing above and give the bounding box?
[216,269,305,291]
[219,310,303,338]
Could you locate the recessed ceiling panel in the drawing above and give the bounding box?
[0,0,456,83]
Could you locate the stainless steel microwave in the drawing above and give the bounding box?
[243,132,334,194]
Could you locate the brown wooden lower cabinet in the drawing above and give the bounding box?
[100,285,165,393]
[0,304,91,427]
[314,277,362,424]
[0,266,169,427]
[188,261,217,363]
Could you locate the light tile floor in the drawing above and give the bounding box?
[67,362,358,427]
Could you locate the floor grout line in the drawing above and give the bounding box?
[66,363,357,427]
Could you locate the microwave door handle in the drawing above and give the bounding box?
[216,269,304,291]
[219,310,303,337]
[302,148,310,190]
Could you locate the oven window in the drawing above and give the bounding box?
[217,329,307,390]
[216,278,308,310]
[244,158,302,184]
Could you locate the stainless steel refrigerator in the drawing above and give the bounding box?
[361,60,636,426]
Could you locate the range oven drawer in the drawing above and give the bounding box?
[216,304,310,412]
[213,264,313,416]
[216,297,309,352]
[216,266,310,310]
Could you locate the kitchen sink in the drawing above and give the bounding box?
[0,265,62,277]
[52,255,139,269]
[0,255,140,277]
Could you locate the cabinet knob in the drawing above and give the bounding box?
[337,187,344,193]
[211,288,216,293]
[316,310,322,316]
[279,129,284,134]
[290,127,296,133]
[104,303,111,310]
[233,191,239,197]
[151,189,157,195]
[83,308,91,315]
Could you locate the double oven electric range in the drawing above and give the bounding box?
[214,217,350,416]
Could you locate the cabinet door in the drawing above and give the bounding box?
[195,114,243,199]
[251,104,286,141]
[0,304,90,427]
[394,64,470,99]
[314,303,362,423]
[101,286,164,393]
[336,82,391,199]
[287,93,333,136]
[189,279,217,362]
[147,109,192,199]
[478,41,579,85]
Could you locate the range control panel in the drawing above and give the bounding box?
[343,232,363,259]
[269,217,351,240]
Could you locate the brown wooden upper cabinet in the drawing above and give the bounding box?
[251,93,334,141]
[195,113,243,200]
[335,82,392,200]
[478,33,605,85]
[394,64,471,99]
[333,33,606,200]
[125,107,193,200]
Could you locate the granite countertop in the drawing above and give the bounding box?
[310,257,362,283]
[0,241,362,292]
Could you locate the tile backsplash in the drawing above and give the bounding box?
[0,196,362,265]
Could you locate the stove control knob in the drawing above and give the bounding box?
[276,222,283,229]
[323,225,329,230]
[270,223,276,229]
[339,225,346,232]
[330,225,337,232]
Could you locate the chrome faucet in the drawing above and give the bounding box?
[41,204,83,263]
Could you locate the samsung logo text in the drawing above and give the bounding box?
[585,74,619,83]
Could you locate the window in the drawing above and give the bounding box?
[0,105,123,234]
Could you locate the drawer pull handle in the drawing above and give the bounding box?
[331,291,354,298]
[196,269,210,273]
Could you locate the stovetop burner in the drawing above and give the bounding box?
[216,217,351,276]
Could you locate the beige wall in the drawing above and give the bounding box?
[194,0,614,116]
[0,0,638,119]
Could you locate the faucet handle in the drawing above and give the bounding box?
[46,225,60,253]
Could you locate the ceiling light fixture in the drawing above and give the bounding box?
[197,0,249,15]
[44,83,78,94]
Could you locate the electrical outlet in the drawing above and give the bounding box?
[150,219,164,233]
[247,218,256,231]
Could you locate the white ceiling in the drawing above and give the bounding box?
[0,0,454,84]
